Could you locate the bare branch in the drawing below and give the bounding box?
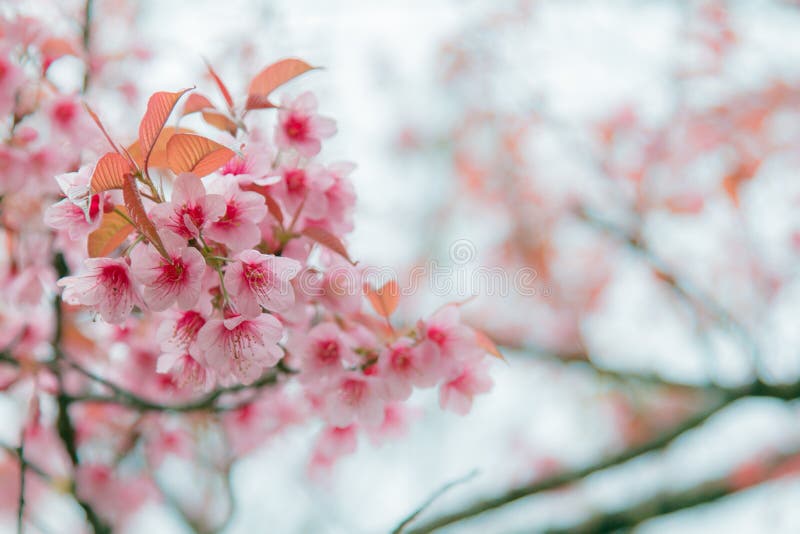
[404,379,800,533]
[393,470,479,534]
[544,448,800,533]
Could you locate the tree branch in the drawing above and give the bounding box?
[503,342,727,393]
[65,361,283,413]
[543,448,800,533]
[404,379,800,533]
[50,253,111,534]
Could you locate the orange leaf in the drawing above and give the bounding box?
[182,93,215,116]
[87,207,134,257]
[245,94,277,110]
[474,329,505,360]
[246,58,316,109]
[127,126,193,170]
[166,134,235,178]
[91,152,134,192]
[364,280,399,318]
[41,37,77,67]
[263,193,284,225]
[206,60,234,110]
[122,173,167,258]
[302,226,356,265]
[201,110,238,135]
[138,88,192,172]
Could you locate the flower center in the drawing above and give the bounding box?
[285,169,306,194]
[316,340,340,364]
[428,328,447,345]
[284,114,309,140]
[340,378,367,406]
[53,101,77,126]
[99,264,129,294]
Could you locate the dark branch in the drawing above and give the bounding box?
[66,361,283,412]
[543,448,800,533]
[404,379,800,533]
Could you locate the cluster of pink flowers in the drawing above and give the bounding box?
[0,5,495,529]
[48,64,494,470]
[52,83,493,407]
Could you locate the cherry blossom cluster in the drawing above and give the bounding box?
[48,63,495,469]
[0,4,495,528]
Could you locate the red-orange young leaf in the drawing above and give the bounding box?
[182,93,215,116]
[91,152,133,193]
[138,88,192,172]
[201,110,238,135]
[41,37,77,68]
[87,207,134,257]
[166,134,235,178]
[364,280,400,318]
[474,329,505,360]
[302,226,356,265]
[246,58,316,110]
[263,193,284,225]
[205,60,234,110]
[245,94,277,111]
[127,126,193,170]
[122,173,167,258]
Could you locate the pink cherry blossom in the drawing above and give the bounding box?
[129,230,206,311]
[304,162,356,234]
[298,257,362,315]
[275,91,337,157]
[419,305,484,377]
[220,136,279,186]
[320,372,384,428]
[366,403,418,446]
[156,352,214,392]
[44,165,104,240]
[224,249,300,317]
[204,180,268,252]
[293,322,355,382]
[156,308,208,355]
[75,464,155,525]
[149,173,226,239]
[47,94,91,139]
[439,360,493,415]
[58,258,143,324]
[269,161,333,219]
[308,424,358,477]
[0,49,24,117]
[378,337,439,401]
[193,314,284,384]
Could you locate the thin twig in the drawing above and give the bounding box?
[504,343,727,393]
[66,359,283,412]
[81,0,94,93]
[393,470,479,534]
[576,207,762,373]
[16,438,25,534]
